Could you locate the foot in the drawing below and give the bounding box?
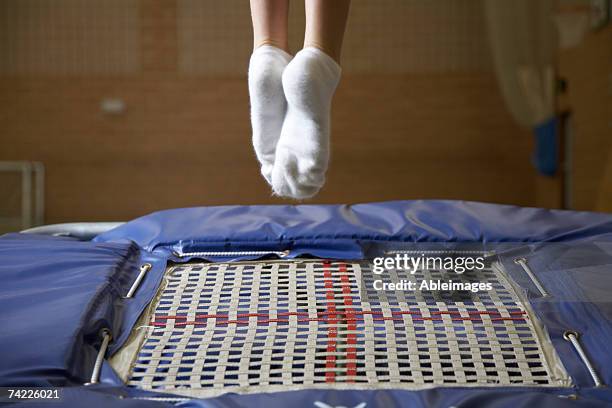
[248,45,292,184]
[271,47,341,199]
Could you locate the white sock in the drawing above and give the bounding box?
[248,45,292,184]
[271,47,341,199]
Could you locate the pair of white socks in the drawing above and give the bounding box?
[248,45,341,199]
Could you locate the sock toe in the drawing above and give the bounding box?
[271,146,325,199]
[260,162,274,185]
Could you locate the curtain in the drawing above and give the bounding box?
[483,0,557,128]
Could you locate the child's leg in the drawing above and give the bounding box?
[250,0,289,52]
[249,0,292,184]
[271,0,350,199]
[304,0,351,64]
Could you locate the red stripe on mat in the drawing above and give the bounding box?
[323,260,337,383]
[339,262,357,381]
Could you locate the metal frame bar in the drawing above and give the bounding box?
[0,161,45,230]
[21,222,124,240]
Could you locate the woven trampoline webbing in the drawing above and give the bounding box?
[126,259,570,396]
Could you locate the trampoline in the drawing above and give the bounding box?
[1,200,612,407]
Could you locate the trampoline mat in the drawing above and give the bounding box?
[122,259,570,397]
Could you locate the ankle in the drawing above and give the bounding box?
[302,41,341,65]
[254,38,290,54]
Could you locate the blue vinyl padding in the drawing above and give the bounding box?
[1,200,612,407]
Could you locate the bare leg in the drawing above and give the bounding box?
[250,0,290,52]
[303,0,351,63]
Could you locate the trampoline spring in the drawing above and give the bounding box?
[173,249,290,258]
[514,257,549,297]
[133,396,192,402]
[563,330,604,387]
[86,328,112,385]
[124,263,152,299]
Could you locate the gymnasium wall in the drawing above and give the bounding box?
[0,0,536,224]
